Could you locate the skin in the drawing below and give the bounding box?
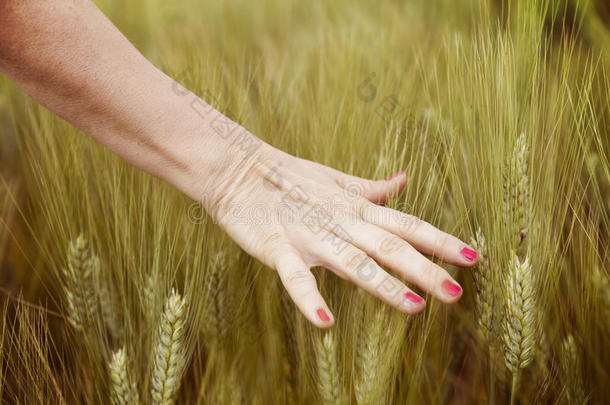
[0,0,478,328]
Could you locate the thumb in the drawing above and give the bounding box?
[331,169,407,204]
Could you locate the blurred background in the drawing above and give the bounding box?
[0,0,609,403]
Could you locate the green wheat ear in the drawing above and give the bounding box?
[109,347,140,405]
[561,334,586,403]
[151,289,187,405]
[90,255,123,340]
[503,251,537,376]
[355,310,385,405]
[592,266,610,325]
[202,251,231,345]
[63,235,97,330]
[315,330,345,405]
[470,227,494,342]
[143,274,157,325]
[503,133,530,250]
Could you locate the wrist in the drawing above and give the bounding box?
[154,75,273,209]
[177,116,272,209]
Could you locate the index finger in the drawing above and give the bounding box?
[360,202,478,267]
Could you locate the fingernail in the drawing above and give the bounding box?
[460,247,478,261]
[317,308,330,322]
[405,292,424,303]
[442,280,462,296]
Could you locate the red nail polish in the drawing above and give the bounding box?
[317,308,330,322]
[442,280,462,296]
[405,292,424,303]
[460,247,478,261]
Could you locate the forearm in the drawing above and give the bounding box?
[0,0,261,203]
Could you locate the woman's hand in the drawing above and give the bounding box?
[196,135,478,328]
[0,0,478,329]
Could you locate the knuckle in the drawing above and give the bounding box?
[285,270,314,290]
[378,234,404,255]
[430,233,452,257]
[360,179,375,194]
[435,232,453,250]
[426,264,446,286]
[262,232,284,248]
[353,198,372,220]
[398,214,422,235]
[343,181,365,200]
[374,275,405,303]
[343,251,370,274]
[412,258,443,287]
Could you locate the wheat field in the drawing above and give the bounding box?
[0,0,609,403]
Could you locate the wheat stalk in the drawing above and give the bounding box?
[109,347,140,405]
[90,255,123,340]
[315,330,344,405]
[151,289,187,405]
[63,235,97,330]
[503,133,530,249]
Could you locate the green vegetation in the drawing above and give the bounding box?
[0,0,608,403]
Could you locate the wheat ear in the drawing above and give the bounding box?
[151,289,187,405]
[226,367,243,405]
[503,133,530,248]
[109,347,140,405]
[63,235,97,330]
[143,274,157,324]
[315,330,344,405]
[561,334,586,403]
[90,255,123,339]
[470,228,494,341]
[503,251,537,403]
[469,230,507,401]
[592,266,610,325]
[355,311,384,404]
[202,251,230,343]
